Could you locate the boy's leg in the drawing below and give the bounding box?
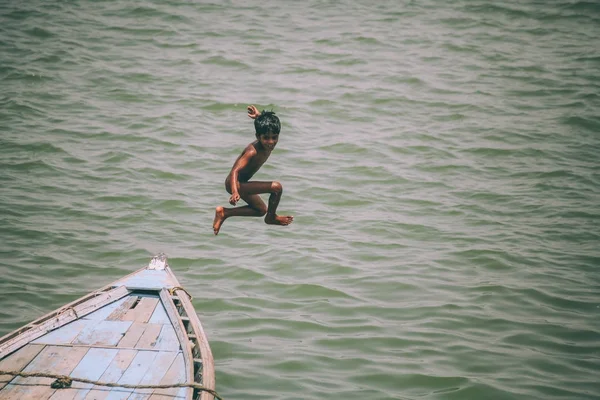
[213,181,293,234]
[213,182,269,235]
[240,181,293,226]
[213,194,265,235]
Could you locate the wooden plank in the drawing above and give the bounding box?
[118,270,176,290]
[46,387,80,400]
[147,305,169,325]
[105,350,157,399]
[134,324,162,349]
[2,345,88,400]
[47,387,79,400]
[148,352,186,400]
[106,297,138,321]
[0,344,45,389]
[117,323,147,348]
[158,290,192,400]
[121,298,159,323]
[32,319,92,345]
[176,289,215,400]
[0,286,130,358]
[147,390,186,400]
[153,325,180,352]
[73,287,131,322]
[126,351,178,400]
[84,349,136,400]
[47,347,119,400]
[1,310,76,358]
[73,321,133,347]
[84,297,129,321]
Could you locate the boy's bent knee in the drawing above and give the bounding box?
[271,181,283,194]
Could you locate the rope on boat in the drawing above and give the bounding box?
[63,306,78,318]
[169,286,193,300]
[0,370,223,400]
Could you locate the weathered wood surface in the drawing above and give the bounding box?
[106,349,158,399]
[73,321,133,347]
[0,286,130,358]
[2,345,88,400]
[84,297,129,321]
[106,297,139,322]
[148,305,170,325]
[116,270,177,291]
[134,324,162,349]
[0,258,214,400]
[122,298,159,323]
[47,347,119,400]
[159,290,193,400]
[154,325,179,351]
[118,322,146,349]
[0,344,45,389]
[128,351,179,399]
[148,353,187,400]
[84,349,137,400]
[0,311,188,399]
[176,289,215,400]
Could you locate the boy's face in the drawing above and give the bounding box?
[257,132,279,151]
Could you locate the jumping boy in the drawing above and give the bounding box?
[212,105,294,235]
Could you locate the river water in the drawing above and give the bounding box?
[1,1,599,399]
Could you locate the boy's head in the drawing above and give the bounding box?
[254,110,281,137]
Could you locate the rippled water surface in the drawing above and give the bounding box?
[1,1,599,399]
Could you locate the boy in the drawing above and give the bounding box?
[212,105,294,235]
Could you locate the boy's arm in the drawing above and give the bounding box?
[228,146,256,205]
[247,105,261,119]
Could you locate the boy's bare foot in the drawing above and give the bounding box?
[213,206,226,235]
[265,214,294,226]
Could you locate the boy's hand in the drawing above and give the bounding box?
[229,192,240,206]
[247,105,261,119]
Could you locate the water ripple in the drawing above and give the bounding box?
[1,0,600,399]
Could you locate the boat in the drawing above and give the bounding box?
[0,254,216,400]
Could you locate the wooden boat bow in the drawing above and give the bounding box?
[0,254,216,400]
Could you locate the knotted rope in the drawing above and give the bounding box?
[169,286,193,300]
[0,370,222,399]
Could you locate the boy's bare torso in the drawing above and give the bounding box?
[226,141,270,185]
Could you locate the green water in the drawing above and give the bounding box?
[1,1,599,399]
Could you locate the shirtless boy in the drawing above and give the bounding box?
[212,105,294,235]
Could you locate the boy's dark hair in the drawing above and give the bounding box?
[254,110,281,136]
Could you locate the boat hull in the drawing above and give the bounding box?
[0,254,215,400]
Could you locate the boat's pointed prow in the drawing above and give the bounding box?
[148,252,168,270]
[0,254,216,400]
